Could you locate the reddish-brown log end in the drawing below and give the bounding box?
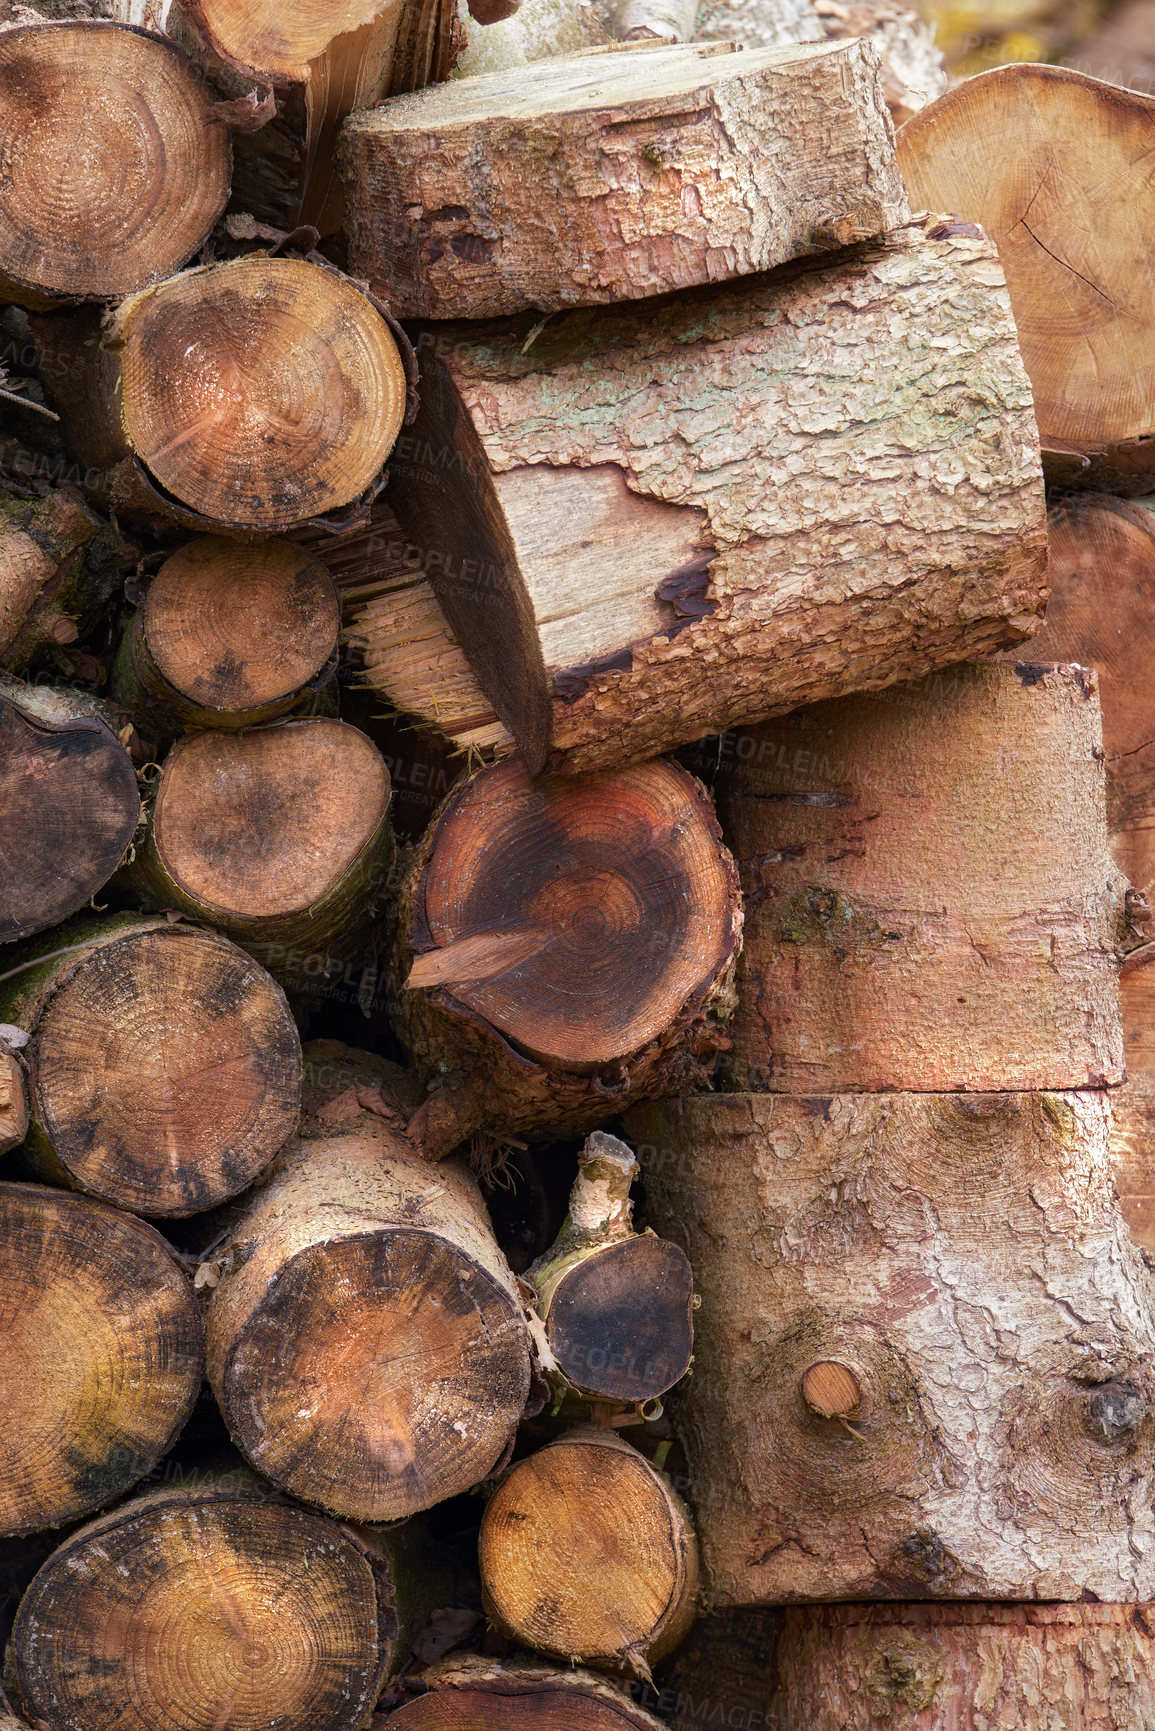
[801,1361,861,1420]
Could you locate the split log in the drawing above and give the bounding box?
[626,1090,1155,1604]
[713,660,1125,1094]
[528,1131,694,1405]
[897,67,1155,492]
[0,916,301,1216]
[764,1603,1155,1730]
[340,38,906,319]
[97,255,412,534]
[391,753,741,1157]
[0,678,140,944]
[127,717,393,974]
[478,1427,699,1678]
[387,1656,667,1728]
[9,1477,432,1731]
[0,20,231,306]
[111,536,340,735]
[379,218,1047,776]
[204,1127,532,1520]
[0,1181,202,1535]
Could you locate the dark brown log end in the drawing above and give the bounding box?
[546,1234,694,1402]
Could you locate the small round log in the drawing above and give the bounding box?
[386,1656,668,1729]
[0,485,99,665]
[112,535,340,734]
[392,753,741,1156]
[478,1428,699,1679]
[0,1182,203,1536]
[0,916,301,1216]
[0,20,230,306]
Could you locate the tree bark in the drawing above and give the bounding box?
[764,1603,1155,1731]
[111,535,340,737]
[453,0,609,79]
[0,915,301,1217]
[390,753,742,1157]
[0,19,231,306]
[713,660,1126,1095]
[479,1426,699,1680]
[204,1124,532,1521]
[528,1131,694,1406]
[379,217,1047,776]
[626,1090,1155,1605]
[340,37,906,319]
[692,0,824,45]
[0,485,98,666]
[1113,947,1155,1255]
[897,66,1155,493]
[390,1655,667,1729]
[815,0,946,123]
[0,1181,203,1536]
[9,1475,433,1731]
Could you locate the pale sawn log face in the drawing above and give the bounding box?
[0,21,230,303]
[714,660,1125,1093]
[341,37,907,318]
[11,1486,387,1731]
[0,1183,203,1536]
[627,1090,1155,1604]
[383,218,1047,774]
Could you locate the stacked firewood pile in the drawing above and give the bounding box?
[2,0,1155,1725]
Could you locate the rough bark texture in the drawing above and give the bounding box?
[714,660,1126,1094]
[390,1656,667,1729]
[626,1090,1155,1604]
[379,218,1047,776]
[0,914,301,1217]
[391,753,742,1157]
[204,1125,532,1521]
[453,0,609,77]
[815,0,945,122]
[1113,948,1155,1256]
[692,0,824,44]
[0,678,140,944]
[765,1603,1155,1730]
[341,38,907,319]
[479,1427,699,1678]
[0,1181,203,1536]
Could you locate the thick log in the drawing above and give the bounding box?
[391,753,741,1157]
[341,38,906,320]
[714,660,1125,1094]
[0,915,301,1216]
[96,256,412,534]
[111,536,340,736]
[764,1603,1155,1730]
[386,1656,667,1728]
[0,1182,202,1535]
[897,67,1155,492]
[528,1131,694,1406]
[378,218,1047,776]
[627,1090,1155,1604]
[0,679,140,943]
[9,1477,431,1731]
[478,1427,699,1678]
[0,20,230,306]
[204,1126,532,1520]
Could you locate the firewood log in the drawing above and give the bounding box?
[111,536,340,736]
[0,1047,28,1154]
[897,68,1155,492]
[713,660,1125,1094]
[386,1655,668,1728]
[0,1182,202,1536]
[478,1427,699,1678]
[626,1089,1155,1604]
[9,1476,432,1731]
[204,1125,532,1521]
[528,1132,693,1406]
[0,915,301,1216]
[764,1603,1155,1730]
[377,218,1047,776]
[93,256,413,534]
[0,19,231,307]
[391,753,742,1157]
[126,717,393,974]
[0,485,98,665]
[0,678,140,944]
[340,38,907,320]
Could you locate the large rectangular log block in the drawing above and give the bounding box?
[626,1090,1155,1605]
[713,660,1125,1093]
[341,37,907,318]
[379,218,1048,775]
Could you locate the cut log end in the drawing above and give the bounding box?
[545,1234,694,1402]
[389,1657,667,1728]
[801,1360,862,1420]
[0,1183,203,1536]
